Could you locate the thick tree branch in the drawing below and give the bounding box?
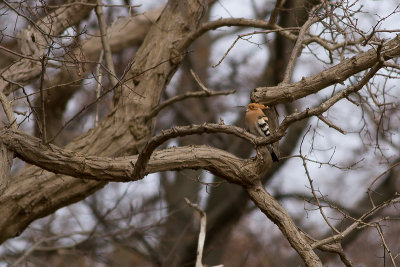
[276,62,383,136]
[0,0,211,246]
[0,92,17,130]
[0,125,267,185]
[268,0,285,25]
[246,183,323,267]
[252,35,400,104]
[1,125,326,265]
[131,123,266,182]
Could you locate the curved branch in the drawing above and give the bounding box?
[131,123,262,182]
[0,126,266,185]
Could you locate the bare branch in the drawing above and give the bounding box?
[95,0,119,98]
[145,70,235,120]
[376,223,397,267]
[276,62,383,138]
[181,18,298,50]
[0,125,267,185]
[132,123,265,183]
[212,27,299,68]
[268,0,285,25]
[252,35,400,104]
[317,114,346,135]
[39,55,47,143]
[282,6,321,84]
[184,198,223,267]
[0,92,17,130]
[246,182,323,267]
[95,50,104,127]
[301,155,340,234]
[312,194,400,249]
[0,0,97,94]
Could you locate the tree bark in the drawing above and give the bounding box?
[0,0,209,243]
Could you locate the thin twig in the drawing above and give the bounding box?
[185,198,207,267]
[146,89,235,120]
[95,50,104,127]
[317,114,346,134]
[212,27,299,68]
[376,223,397,267]
[299,128,340,234]
[312,195,400,249]
[39,55,47,143]
[95,0,119,103]
[282,5,321,84]
[190,69,211,93]
[145,70,235,120]
[367,160,400,207]
[302,156,341,234]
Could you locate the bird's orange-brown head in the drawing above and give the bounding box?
[246,103,268,111]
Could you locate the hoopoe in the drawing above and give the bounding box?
[245,103,279,162]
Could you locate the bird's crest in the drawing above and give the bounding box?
[247,103,269,111]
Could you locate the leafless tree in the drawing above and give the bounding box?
[0,0,400,266]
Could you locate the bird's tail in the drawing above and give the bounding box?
[268,145,279,162]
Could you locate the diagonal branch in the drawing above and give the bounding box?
[145,70,235,120]
[181,18,298,50]
[246,182,323,266]
[265,62,384,144]
[282,5,321,84]
[252,35,400,104]
[268,0,285,25]
[95,0,120,103]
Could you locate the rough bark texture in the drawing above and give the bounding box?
[0,143,13,195]
[1,0,97,95]
[1,1,399,266]
[252,35,400,105]
[34,8,162,145]
[0,0,209,243]
[246,183,323,267]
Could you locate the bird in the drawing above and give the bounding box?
[245,102,279,162]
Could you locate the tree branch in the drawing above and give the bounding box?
[145,70,235,120]
[275,62,383,138]
[282,5,321,84]
[246,182,323,267]
[95,0,119,102]
[1,0,97,94]
[252,35,400,104]
[0,125,267,185]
